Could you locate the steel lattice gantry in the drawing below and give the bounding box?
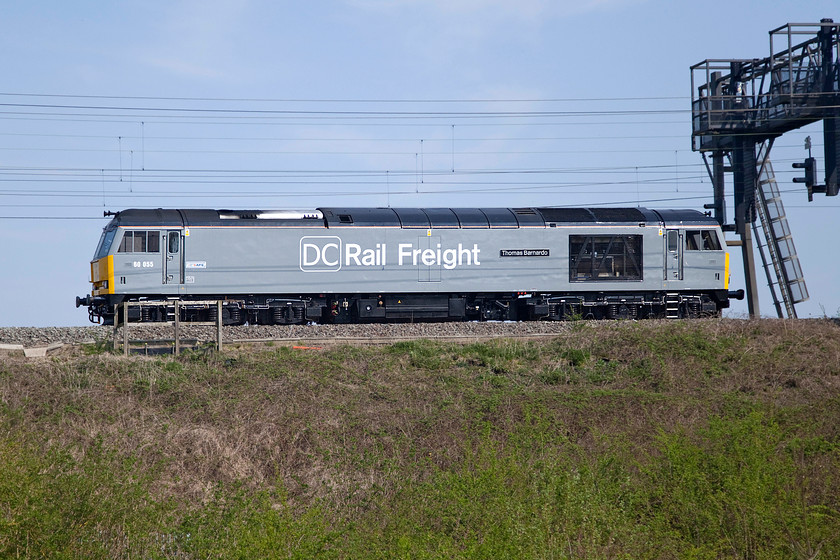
[690,19,839,317]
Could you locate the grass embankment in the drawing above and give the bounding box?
[1,319,839,558]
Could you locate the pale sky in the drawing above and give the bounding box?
[1,1,838,326]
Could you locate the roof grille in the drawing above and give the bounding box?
[219,210,323,220]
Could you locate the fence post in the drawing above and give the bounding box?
[174,300,180,356]
[216,300,223,352]
[123,302,129,357]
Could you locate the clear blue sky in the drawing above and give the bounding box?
[1,1,838,326]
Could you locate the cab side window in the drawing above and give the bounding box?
[701,230,721,250]
[685,229,722,251]
[133,231,147,253]
[147,231,160,253]
[118,230,161,253]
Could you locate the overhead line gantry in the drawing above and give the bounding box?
[690,18,839,318]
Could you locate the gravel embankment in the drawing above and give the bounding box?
[0,321,585,348]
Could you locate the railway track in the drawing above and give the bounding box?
[229,332,564,346]
[1,318,766,355]
[0,322,589,351]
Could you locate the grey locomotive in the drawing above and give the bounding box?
[76,206,743,324]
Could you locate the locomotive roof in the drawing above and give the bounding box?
[104,207,716,229]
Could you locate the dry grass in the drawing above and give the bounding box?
[1,318,839,557]
[3,318,839,502]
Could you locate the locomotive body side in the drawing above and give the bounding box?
[77,206,739,324]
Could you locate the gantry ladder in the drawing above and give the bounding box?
[753,140,809,318]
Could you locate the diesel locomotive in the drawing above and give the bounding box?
[76,206,744,325]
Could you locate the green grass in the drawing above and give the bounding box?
[0,431,164,558]
[1,319,839,558]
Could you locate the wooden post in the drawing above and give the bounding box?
[123,302,129,357]
[113,307,119,354]
[174,300,180,355]
[216,300,223,352]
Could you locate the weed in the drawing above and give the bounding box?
[539,366,573,385]
[562,347,590,367]
[388,339,452,371]
[162,359,184,374]
[585,358,619,384]
[81,338,112,355]
[626,357,654,380]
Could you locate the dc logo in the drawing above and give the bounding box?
[300,236,342,272]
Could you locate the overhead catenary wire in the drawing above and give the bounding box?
[6,190,836,220]
[0,91,691,103]
[0,92,829,218]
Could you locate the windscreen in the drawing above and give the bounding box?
[93,229,117,260]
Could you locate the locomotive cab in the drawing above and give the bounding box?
[76,225,118,323]
[658,214,733,317]
[77,210,194,323]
